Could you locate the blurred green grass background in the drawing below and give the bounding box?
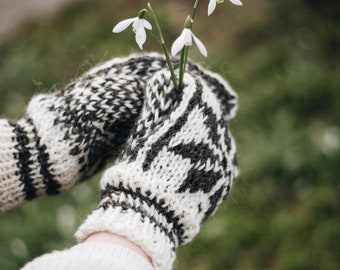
[0,0,339,269]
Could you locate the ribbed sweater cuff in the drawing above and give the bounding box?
[75,206,176,270]
[21,242,154,270]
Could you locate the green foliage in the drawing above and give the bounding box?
[0,0,339,269]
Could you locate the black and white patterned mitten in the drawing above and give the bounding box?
[76,70,238,270]
[0,53,168,212]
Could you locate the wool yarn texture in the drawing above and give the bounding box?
[0,53,237,213]
[0,53,150,212]
[76,69,238,270]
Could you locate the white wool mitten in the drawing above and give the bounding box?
[76,69,238,270]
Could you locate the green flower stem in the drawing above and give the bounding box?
[147,3,178,91]
[138,9,148,19]
[191,0,200,21]
[178,46,187,90]
[178,0,200,90]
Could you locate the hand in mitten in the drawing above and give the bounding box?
[76,69,238,270]
[0,53,167,212]
[0,53,237,212]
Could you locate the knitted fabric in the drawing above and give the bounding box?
[0,73,143,212]
[76,70,238,270]
[0,53,237,212]
[21,243,154,270]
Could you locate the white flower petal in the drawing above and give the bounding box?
[192,33,208,57]
[132,18,141,32]
[183,29,193,46]
[208,0,217,16]
[229,0,243,6]
[135,26,146,49]
[171,30,186,56]
[112,17,136,33]
[143,19,152,30]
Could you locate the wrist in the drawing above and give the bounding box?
[84,232,152,264]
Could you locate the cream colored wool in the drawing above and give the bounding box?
[76,69,238,270]
[0,53,237,212]
[21,243,154,270]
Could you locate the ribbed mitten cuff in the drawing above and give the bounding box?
[75,181,176,270]
[0,117,70,211]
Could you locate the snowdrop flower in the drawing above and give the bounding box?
[112,16,152,49]
[208,0,243,16]
[171,28,207,57]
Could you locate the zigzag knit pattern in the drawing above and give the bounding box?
[76,70,238,270]
[0,53,237,212]
[0,75,143,212]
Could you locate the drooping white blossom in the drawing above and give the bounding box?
[208,0,243,16]
[112,17,152,49]
[171,28,207,57]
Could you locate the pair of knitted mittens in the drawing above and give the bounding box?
[0,53,237,213]
[0,52,238,270]
[76,68,238,269]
